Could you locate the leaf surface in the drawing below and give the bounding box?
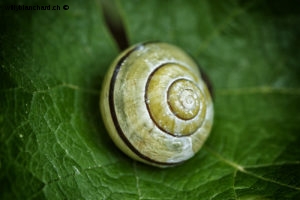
[1,0,300,199]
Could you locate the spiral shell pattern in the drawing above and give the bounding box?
[100,42,214,167]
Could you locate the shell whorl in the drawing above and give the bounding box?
[100,42,214,167]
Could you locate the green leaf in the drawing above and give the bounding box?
[1,0,300,199]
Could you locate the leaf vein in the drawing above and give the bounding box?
[216,86,300,96]
[205,146,300,190]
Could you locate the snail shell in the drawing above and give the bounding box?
[100,42,214,167]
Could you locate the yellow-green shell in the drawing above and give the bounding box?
[100,42,214,167]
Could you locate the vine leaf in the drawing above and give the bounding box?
[1,0,300,199]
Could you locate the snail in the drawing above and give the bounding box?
[100,42,214,167]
